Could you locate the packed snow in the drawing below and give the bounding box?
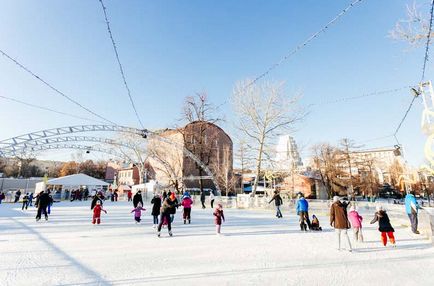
[0,200,433,286]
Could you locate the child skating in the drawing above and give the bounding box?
[213,203,225,235]
[348,205,364,242]
[92,200,107,225]
[370,205,396,247]
[131,202,146,224]
[181,193,193,224]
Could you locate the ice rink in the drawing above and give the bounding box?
[1,200,433,286]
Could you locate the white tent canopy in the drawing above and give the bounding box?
[35,174,109,194]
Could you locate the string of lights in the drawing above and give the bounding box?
[243,0,364,90]
[0,48,117,125]
[98,0,145,130]
[308,86,410,107]
[393,0,434,143]
[0,95,106,124]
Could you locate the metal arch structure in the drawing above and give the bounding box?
[23,143,130,161]
[0,124,221,192]
[0,136,136,157]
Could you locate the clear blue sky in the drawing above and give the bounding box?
[0,0,432,166]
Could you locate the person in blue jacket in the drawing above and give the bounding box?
[405,191,422,234]
[296,193,311,231]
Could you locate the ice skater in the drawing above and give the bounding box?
[370,205,396,247]
[28,192,33,206]
[133,190,143,208]
[47,190,54,215]
[330,196,352,252]
[131,202,146,223]
[348,205,364,242]
[210,190,215,209]
[181,192,193,224]
[35,190,50,221]
[151,193,162,228]
[21,193,29,210]
[91,192,104,210]
[200,191,206,209]
[92,200,107,224]
[296,193,311,231]
[157,193,177,237]
[213,203,225,235]
[268,190,283,218]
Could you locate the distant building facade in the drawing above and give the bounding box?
[275,135,303,171]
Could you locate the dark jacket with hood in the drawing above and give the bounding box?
[269,194,283,206]
[36,192,51,208]
[370,210,394,232]
[133,192,143,208]
[151,196,162,216]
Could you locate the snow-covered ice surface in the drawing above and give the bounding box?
[1,201,433,286]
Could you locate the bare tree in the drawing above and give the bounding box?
[232,80,303,196]
[354,156,379,198]
[390,2,434,46]
[311,143,347,199]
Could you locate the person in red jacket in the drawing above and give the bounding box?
[92,200,107,224]
[181,194,193,224]
[213,203,225,235]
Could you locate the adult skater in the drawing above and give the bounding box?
[35,190,50,221]
[151,193,162,228]
[169,193,179,223]
[14,189,21,203]
[210,190,215,209]
[47,190,54,215]
[268,190,283,218]
[133,190,143,208]
[157,193,177,237]
[405,191,422,234]
[91,192,104,210]
[0,191,4,204]
[296,193,311,231]
[28,192,33,206]
[181,192,193,224]
[200,191,206,209]
[330,196,352,252]
[21,193,29,210]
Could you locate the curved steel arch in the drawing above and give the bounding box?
[22,143,130,161]
[0,136,136,157]
[0,124,221,192]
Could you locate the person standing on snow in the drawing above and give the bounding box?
[405,191,422,234]
[200,191,206,209]
[370,205,396,247]
[268,190,283,218]
[169,192,179,223]
[296,193,311,231]
[348,205,364,242]
[92,200,107,225]
[210,190,215,209]
[157,193,177,237]
[127,190,132,202]
[151,193,162,228]
[131,202,146,224]
[133,190,143,208]
[28,192,33,206]
[14,189,21,203]
[35,190,50,221]
[181,192,193,224]
[213,203,225,235]
[47,190,54,215]
[330,196,352,252]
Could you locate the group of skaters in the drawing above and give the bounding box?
[89,189,225,237]
[69,189,89,201]
[269,189,424,252]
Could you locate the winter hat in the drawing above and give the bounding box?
[217,203,223,209]
[137,202,142,207]
[333,196,339,203]
[96,200,101,205]
[170,193,176,200]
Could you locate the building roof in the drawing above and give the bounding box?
[43,173,109,186]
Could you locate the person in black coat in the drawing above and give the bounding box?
[157,193,178,237]
[35,190,51,221]
[268,191,283,218]
[91,193,104,210]
[370,206,396,247]
[133,191,143,208]
[151,193,162,227]
[200,191,206,209]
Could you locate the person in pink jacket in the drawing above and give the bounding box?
[181,194,193,224]
[348,205,363,242]
[131,202,146,224]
